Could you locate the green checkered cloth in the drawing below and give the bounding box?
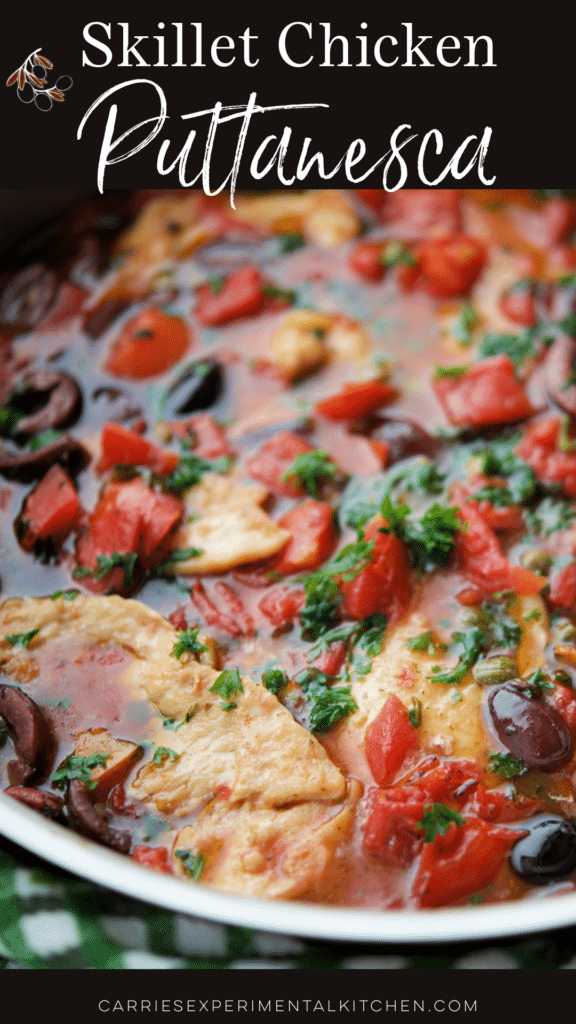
[1,842,576,969]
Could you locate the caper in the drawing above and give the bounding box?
[554,618,576,644]
[473,656,518,687]
[520,549,553,575]
[553,670,573,686]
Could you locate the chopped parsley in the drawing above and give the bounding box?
[52,753,111,791]
[430,628,487,686]
[27,428,63,450]
[387,460,447,497]
[408,698,422,728]
[277,232,305,254]
[477,438,537,506]
[170,626,209,661]
[406,631,437,655]
[417,803,465,843]
[207,276,225,293]
[262,668,289,695]
[73,551,138,588]
[50,589,79,602]
[523,667,555,698]
[453,302,479,345]
[154,547,204,574]
[488,752,526,778]
[151,747,180,767]
[380,241,416,269]
[381,496,459,573]
[261,283,296,304]
[162,704,200,731]
[162,454,213,492]
[175,849,205,880]
[524,497,576,536]
[4,628,40,649]
[295,667,357,734]
[433,365,468,379]
[209,668,244,710]
[282,450,339,497]
[481,598,522,648]
[478,330,536,368]
[299,538,375,641]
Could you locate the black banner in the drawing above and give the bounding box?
[0,1,575,191]
[1,967,576,1022]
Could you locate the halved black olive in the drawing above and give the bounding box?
[164,359,224,416]
[488,682,574,772]
[14,370,82,436]
[5,786,65,822]
[66,778,131,854]
[237,417,312,448]
[367,416,440,464]
[0,435,89,483]
[0,684,54,786]
[83,298,131,339]
[509,815,576,884]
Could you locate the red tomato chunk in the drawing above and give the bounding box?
[341,515,411,621]
[456,506,544,598]
[405,234,486,299]
[365,694,419,786]
[106,309,190,379]
[516,418,576,498]
[196,267,266,326]
[272,500,337,575]
[99,422,179,475]
[247,431,314,497]
[433,356,533,427]
[315,380,397,420]
[20,465,80,545]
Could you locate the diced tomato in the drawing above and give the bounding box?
[456,505,544,598]
[548,561,576,609]
[20,465,80,545]
[106,308,190,379]
[433,355,533,428]
[112,481,182,567]
[412,818,522,908]
[184,413,233,460]
[257,587,305,627]
[363,787,426,868]
[462,784,540,824]
[99,422,179,475]
[191,581,242,637]
[75,479,182,590]
[348,242,386,282]
[246,431,314,497]
[213,581,254,635]
[451,478,524,532]
[271,501,337,575]
[131,846,171,873]
[405,234,485,299]
[500,279,538,326]
[380,190,461,236]
[354,189,387,213]
[313,640,347,677]
[316,380,397,420]
[516,418,576,498]
[340,515,411,621]
[196,267,266,326]
[365,694,419,786]
[549,685,576,734]
[403,757,482,804]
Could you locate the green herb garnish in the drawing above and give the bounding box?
[170,626,209,661]
[151,747,180,767]
[73,551,138,588]
[262,668,289,694]
[175,849,205,880]
[417,803,465,843]
[4,628,40,649]
[282,450,339,498]
[488,752,526,778]
[209,668,244,709]
[52,753,111,791]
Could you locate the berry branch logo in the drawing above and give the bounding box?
[6,49,72,111]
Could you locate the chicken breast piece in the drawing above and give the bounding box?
[323,594,549,784]
[267,310,371,381]
[173,784,360,899]
[232,190,361,248]
[171,472,289,574]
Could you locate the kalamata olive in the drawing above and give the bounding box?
[83,298,131,339]
[544,333,576,415]
[164,359,224,416]
[488,682,574,771]
[509,815,576,884]
[13,370,82,436]
[237,417,312,448]
[0,434,89,482]
[5,786,65,822]
[0,684,54,786]
[368,416,440,463]
[0,264,57,330]
[66,778,131,853]
[195,238,264,272]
